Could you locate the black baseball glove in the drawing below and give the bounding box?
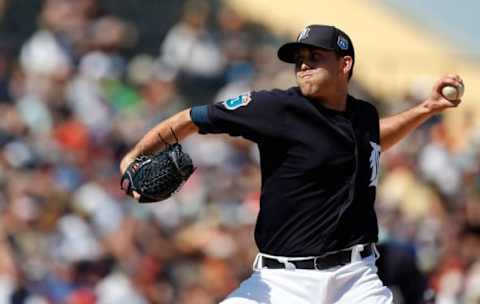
[120,142,195,203]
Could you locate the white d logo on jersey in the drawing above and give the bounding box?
[369,141,381,187]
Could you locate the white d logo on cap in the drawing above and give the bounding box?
[297,27,310,41]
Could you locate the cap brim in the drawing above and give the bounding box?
[277,42,334,63]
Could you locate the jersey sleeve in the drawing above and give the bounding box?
[190,90,285,143]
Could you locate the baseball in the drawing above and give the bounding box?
[441,83,464,101]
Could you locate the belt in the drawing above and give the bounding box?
[260,244,374,270]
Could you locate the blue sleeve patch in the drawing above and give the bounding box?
[223,93,251,110]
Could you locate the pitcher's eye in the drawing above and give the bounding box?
[311,52,323,61]
[294,55,303,65]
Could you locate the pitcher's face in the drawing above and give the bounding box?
[294,47,343,98]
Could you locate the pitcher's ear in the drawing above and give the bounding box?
[341,55,353,77]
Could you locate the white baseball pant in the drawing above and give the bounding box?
[220,245,393,304]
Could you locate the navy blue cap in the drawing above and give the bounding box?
[278,25,355,71]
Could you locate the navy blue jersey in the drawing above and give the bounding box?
[191,87,381,257]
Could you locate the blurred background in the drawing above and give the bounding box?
[0,0,478,303]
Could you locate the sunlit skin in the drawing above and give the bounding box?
[294,47,353,111]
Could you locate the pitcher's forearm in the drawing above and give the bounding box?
[120,109,198,173]
[379,103,432,151]
[380,74,464,152]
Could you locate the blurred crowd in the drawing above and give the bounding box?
[0,0,478,303]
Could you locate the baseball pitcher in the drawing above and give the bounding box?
[120,25,464,303]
